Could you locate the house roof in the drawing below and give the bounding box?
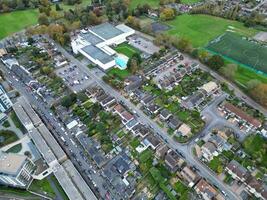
[114,104,125,114]
[224,102,261,128]
[168,116,182,129]
[165,149,183,168]
[160,109,171,118]
[144,134,161,148]
[156,144,169,158]
[202,141,217,154]
[114,157,130,175]
[177,123,191,136]
[226,160,248,179]
[200,81,218,93]
[195,179,217,198]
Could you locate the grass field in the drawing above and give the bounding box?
[166,14,258,47]
[107,68,130,80]
[129,0,159,10]
[114,43,139,57]
[207,32,267,74]
[0,9,38,39]
[0,0,91,40]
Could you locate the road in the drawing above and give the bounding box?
[0,64,120,200]
[50,40,242,200]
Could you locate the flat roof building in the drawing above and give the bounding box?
[0,84,12,113]
[0,151,35,188]
[71,23,135,70]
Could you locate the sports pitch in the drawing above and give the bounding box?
[206,32,267,74]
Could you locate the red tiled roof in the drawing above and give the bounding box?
[224,103,261,128]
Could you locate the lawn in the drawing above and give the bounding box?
[0,9,38,39]
[165,14,258,47]
[107,68,130,80]
[234,65,267,87]
[0,130,19,148]
[114,43,139,58]
[29,178,56,198]
[10,111,24,131]
[243,134,267,169]
[129,0,159,10]
[208,156,224,174]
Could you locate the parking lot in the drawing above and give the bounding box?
[56,65,94,93]
[128,35,160,56]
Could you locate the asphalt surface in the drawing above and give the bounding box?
[49,40,242,200]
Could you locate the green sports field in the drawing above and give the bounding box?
[114,43,139,58]
[207,32,267,74]
[166,14,258,47]
[0,9,38,39]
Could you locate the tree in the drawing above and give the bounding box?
[219,64,237,80]
[191,48,199,58]
[55,3,61,11]
[246,79,261,90]
[249,83,267,108]
[207,55,224,70]
[38,13,49,25]
[160,8,175,21]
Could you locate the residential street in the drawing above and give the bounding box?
[49,39,242,200]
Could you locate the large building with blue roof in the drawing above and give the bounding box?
[71,23,135,70]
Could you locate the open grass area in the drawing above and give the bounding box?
[29,178,56,198]
[10,111,24,131]
[234,65,267,87]
[0,0,91,40]
[0,130,19,148]
[107,68,130,80]
[165,14,258,47]
[114,43,139,58]
[0,186,36,197]
[129,0,159,10]
[0,9,38,39]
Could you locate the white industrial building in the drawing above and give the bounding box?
[71,23,135,70]
[0,84,12,113]
[0,151,35,188]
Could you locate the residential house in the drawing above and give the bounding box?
[124,75,143,92]
[222,102,262,129]
[155,144,169,159]
[176,123,191,137]
[168,116,182,130]
[159,109,172,121]
[143,134,161,150]
[201,141,218,161]
[146,103,161,115]
[131,124,150,138]
[226,160,249,182]
[180,166,200,187]
[181,90,206,110]
[245,176,267,200]
[141,94,154,106]
[200,81,219,96]
[194,179,218,200]
[165,149,184,173]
